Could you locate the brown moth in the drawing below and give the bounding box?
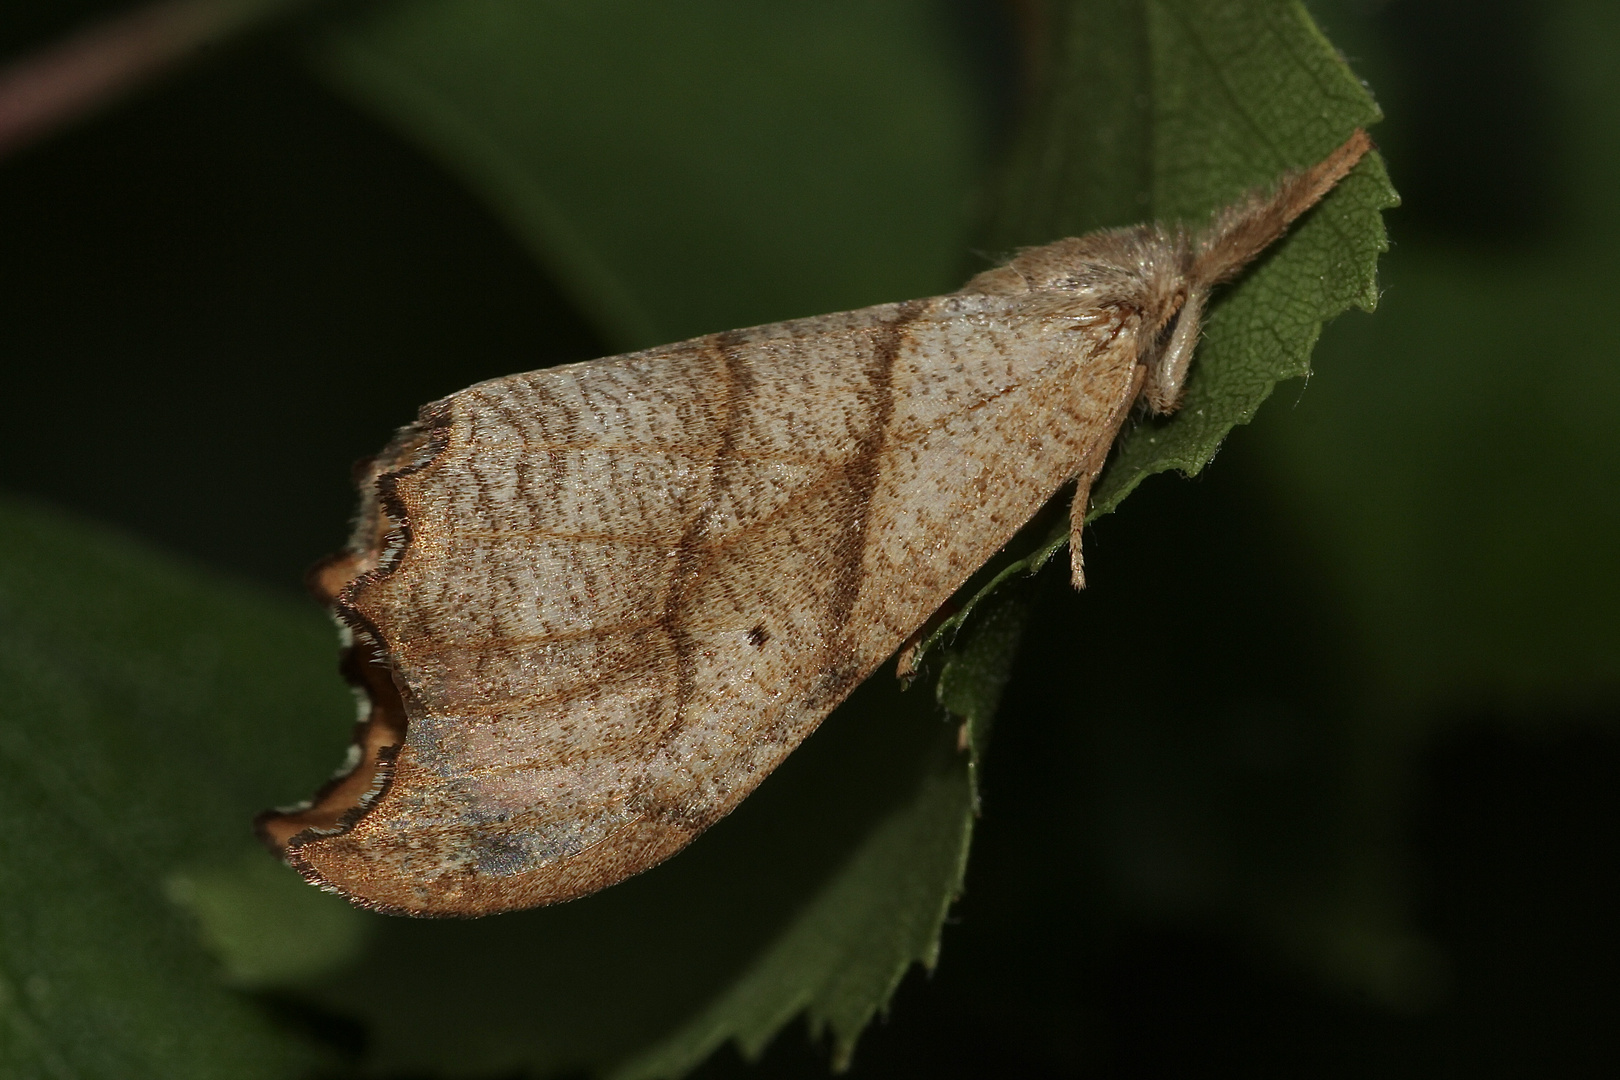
[259,130,1372,916]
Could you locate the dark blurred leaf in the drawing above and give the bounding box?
[0,497,350,1078]
[1257,250,1620,712]
[312,0,991,349]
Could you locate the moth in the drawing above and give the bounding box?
[259,130,1372,916]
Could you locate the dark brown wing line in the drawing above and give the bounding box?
[627,303,925,824]
[658,329,752,724]
[807,299,925,707]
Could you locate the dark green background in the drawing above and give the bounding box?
[1,0,1614,1076]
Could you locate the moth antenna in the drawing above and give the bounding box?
[1190,128,1373,289]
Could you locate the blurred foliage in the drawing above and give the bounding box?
[0,500,349,1078]
[0,1,1616,1078]
[311,0,988,350]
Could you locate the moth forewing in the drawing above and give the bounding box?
[258,130,1373,916]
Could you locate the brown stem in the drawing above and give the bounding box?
[0,0,297,159]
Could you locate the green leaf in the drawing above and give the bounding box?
[0,497,350,1079]
[905,0,1397,680]
[1087,0,1394,513]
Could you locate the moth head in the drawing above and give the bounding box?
[964,227,1201,414]
[1019,225,1203,415]
[993,228,1188,303]
[988,131,1375,418]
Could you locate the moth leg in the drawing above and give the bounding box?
[1143,289,1207,415]
[1068,481,1090,589]
[1068,362,1150,590]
